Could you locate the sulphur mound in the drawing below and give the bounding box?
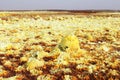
[58,35,80,53]
[57,35,86,58]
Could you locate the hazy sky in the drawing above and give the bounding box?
[0,0,120,10]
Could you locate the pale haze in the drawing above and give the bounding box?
[0,0,120,10]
